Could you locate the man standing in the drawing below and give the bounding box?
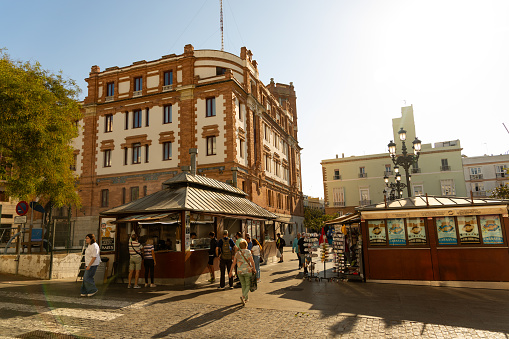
[276,233,286,263]
[207,232,217,283]
[298,235,308,275]
[216,230,236,289]
[292,233,301,269]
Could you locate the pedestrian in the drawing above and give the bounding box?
[233,231,244,282]
[207,231,217,283]
[298,234,307,275]
[276,233,286,263]
[246,234,253,250]
[80,234,100,297]
[128,234,143,289]
[292,233,301,269]
[216,230,236,289]
[251,238,263,282]
[143,238,156,287]
[229,240,256,306]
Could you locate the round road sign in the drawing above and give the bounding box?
[16,201,29,216]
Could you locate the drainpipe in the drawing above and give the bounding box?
[189,148,198,176]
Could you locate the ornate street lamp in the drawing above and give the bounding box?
[386,128,421,198]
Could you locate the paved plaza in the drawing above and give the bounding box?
[0,249,509,338]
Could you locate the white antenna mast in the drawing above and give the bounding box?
[220,0,224,51]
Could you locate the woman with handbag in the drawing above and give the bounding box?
[250,238,262,282]
[229,240,256,306]
[128,234,143,289]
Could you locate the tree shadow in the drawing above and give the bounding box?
[151,304,243,338]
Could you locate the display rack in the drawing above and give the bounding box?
[332,224,364,281]
[319,241,332,281]
[303,232,319,281]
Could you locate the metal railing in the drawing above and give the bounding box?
[333,202,345,207]
[411,168,421,174]
[470,174,483,180]
[384,171,393,176]
[333,175,341,180]
[440,166,451,171]
[496,172,506,178]
[472,191,487,197]
[359,200,371,206]
[105,96,114,102]
[162,85,173,92]
[358,173,367,178]
[133,90,142,97]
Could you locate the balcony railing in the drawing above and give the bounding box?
[105,96,114,102]
[133,90,142,97]
[440,166,451,171]
[470,174,483,180]
[333,175,341,180]
[333,202,345,207]
[472,191,487,197]
[384,170,393,176]
[496,172,506,178]
[358,173,367,178]
[359,200,371,206]
[162,85,173,92]
[412,168,421,174]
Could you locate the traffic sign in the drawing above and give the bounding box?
[16,201,29,216]
[14,215,27,224]
[29,201,45,213]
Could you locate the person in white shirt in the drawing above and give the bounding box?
[80,234,101,297]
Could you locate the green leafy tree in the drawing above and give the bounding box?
[0,50,81,207]
[304,207,336,231]
[491,184,509,199]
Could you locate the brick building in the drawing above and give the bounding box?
[71,44,303,246]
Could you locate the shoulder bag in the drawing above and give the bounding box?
[239,250,257,292]
[130,241,143,258]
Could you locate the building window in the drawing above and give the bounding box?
[440,179,456,196]
[101,189,109,207]
[206,97,216,117]
[359,167,367,178]
[496,165,507,178]
[122,187,126,204]
[130,187,139,202]
[333,187,345,207]
[105,114,113,133]
[440,159,450,171]
[265,155,271,172]
[133,109,142,128]
[124,147,128,165]
[385,164,392,174]
[206,136,216,156]
[164,71,173,86]
[239,139,244,158]
[104,150,111,167]
[145,145,149,163]
[163,142,172,160]
[469,167,483,180]
[264,124,270,142]
[163,105,172,124]
[216,67,226,75]
[134,77,143,91]
[333,169,340,180]
[236,98,241,120]
[106,82,114,97]
[132,143,141,164]
[124,112,129,130]
[145,108,150,127]
[472,182,486,196]
[143,185,148,197]
[413,184,424,196]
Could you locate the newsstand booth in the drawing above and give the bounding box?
[101,171,276,285]
[357,196,509,287]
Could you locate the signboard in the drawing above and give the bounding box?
[361,205,508,220]
[100,218,117,251]
[457,216,480,244]
[406,217,427,244]
[184,211,191,251]
[14,215,27,224]
[368,220,386,245]
[387,218,406,246]
[436,216,457,245]
[31,228,43,242]
[16,201,29,216]
[480,215,504,244]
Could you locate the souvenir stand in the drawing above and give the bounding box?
[325,213,364,282]
[319,241,332,281]
[303,232,319,281]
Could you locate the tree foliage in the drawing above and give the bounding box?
[491,184,509,200]
[304,207,336,231]
[0,50,82,207]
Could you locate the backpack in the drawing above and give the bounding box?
[221,238,232,260]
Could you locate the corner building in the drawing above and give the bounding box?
[77,44,304,243]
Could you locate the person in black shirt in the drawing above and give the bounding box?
[298,236,308,275]
[207,232,217,283]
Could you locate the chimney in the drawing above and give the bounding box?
[189,148,198,176]
[342,153,345,158]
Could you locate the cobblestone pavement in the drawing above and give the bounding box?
[1,250,509,338]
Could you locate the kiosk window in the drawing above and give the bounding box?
[436,216,457,245]
[387,218,406,246]
[368,220,386,245]
[406,218,427,244]
[457,216,480,244]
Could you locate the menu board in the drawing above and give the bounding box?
[387,218,406,246]
[457,216,480,244]
[406,217,426,244]
[368,220,386,245]
[480,215,504,244]
[436,216,457,245]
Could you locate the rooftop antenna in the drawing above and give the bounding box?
[220,0,224,51]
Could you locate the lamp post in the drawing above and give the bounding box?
[387,128,421,198]
[383,172,408,200]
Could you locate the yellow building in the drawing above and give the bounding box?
[321,105,466,215]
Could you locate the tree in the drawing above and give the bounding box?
[0,50,81,207]
[304,207,336,231]
[491,184,509,199]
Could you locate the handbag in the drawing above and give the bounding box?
[239,250,257,292]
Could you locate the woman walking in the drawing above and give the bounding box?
[251,238,262,282]
[143,238,156,287]
[229,240,256,306]
[80,234,100,297]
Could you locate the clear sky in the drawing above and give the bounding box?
[2,0,509,198]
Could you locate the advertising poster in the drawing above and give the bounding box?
[457,216,480,244]
[480,215,503,244]
[406,217,426,244]
[436,216,457,245]
[387,218,406,246]
[247,220,252,238]
[100,218,117,251]
[184,211,191,251]
[368,220,386,245]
